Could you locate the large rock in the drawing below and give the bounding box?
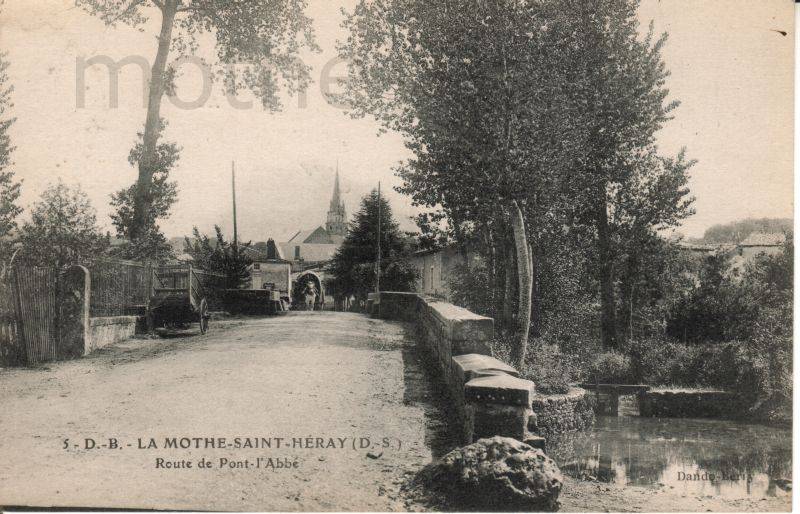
[417,436,563,511]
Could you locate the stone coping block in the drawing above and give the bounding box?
[465,373,535,407]
[577,383,651,394]
[452,354,520,386]
[427,301,493,343]
[90,316,138,327]
[372,292,423,320]
[374,291,420,302]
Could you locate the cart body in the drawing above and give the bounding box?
[149,264,218,333]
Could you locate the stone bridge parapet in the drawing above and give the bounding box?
[369,291,543,448]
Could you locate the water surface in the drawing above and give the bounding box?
[550,416,792,500]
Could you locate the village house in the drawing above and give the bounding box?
[246,240,292,301]
[727,232,787,276]
[406,246,482,301]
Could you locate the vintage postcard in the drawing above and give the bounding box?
[0,0,793,512]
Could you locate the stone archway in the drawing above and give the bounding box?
[292,271,325,310]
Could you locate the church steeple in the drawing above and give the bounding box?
[326,165,347,236]
[330,167,343,212]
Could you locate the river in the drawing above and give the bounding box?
[550,415,792,501]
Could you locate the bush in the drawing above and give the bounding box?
[521,344,575,394]
[488,336,575,395]
[624,337,743,388]
[449,262,495,318]
[586,351,631,384]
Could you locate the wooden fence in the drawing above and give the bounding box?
[0,267,59,366]
[16,267,59,364]
[0,259,227,367]
[0,261,147,366]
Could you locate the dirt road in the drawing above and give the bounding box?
[0,312,455,511]
[2,311,788,512]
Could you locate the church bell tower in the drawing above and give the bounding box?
[325,167,347,237]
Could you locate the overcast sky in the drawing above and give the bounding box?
[0,0,793,241]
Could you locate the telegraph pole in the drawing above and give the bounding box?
[376,182,381,294]
[232,161,238,257]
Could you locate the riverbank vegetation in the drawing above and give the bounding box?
[481,236,792,423]
[338,0,791,424]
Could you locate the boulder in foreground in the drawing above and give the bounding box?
[416,436,563,511]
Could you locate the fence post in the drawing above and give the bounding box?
[59,265,91,357]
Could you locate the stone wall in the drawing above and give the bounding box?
[530,388,595,438]
[371,291,546,447]
[639,389,742,419]
[87,316,137,354]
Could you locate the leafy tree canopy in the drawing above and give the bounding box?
[0,46,22,255]
[18,182,109,268]
[701,217,793,244]
[329,189,417,298]
[76,0,320,242]
[109,121,178,262]
[183,225,252,289]
[76,0,320,110]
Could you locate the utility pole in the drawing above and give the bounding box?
[376,182,381,294]
[232,160,238,258]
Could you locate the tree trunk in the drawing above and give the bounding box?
[483,224,498,320]
[502,241,514,328]
[508,200,532,369]
[597,190,617,347]
[619,253,638,341]
[130,0,178,240]
[530,243,541,338]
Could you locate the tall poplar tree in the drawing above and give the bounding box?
[337,0,582,366]
[76,0,319,242]
[337,0,694,361]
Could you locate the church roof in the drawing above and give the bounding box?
[304,226,335,244]
[287,226,335,244]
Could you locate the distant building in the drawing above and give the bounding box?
[247,239,292,302]
[280,170,347,268]
[728,232,787,276]
[675,231,788,278]
[737,232,786,259]
[406,246,480,301]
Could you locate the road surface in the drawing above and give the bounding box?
[0,312,456,511]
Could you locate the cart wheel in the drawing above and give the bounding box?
[199,298,209,334]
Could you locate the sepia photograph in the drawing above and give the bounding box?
[0,0,793,512]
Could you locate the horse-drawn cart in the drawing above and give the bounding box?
[148,264,221,334]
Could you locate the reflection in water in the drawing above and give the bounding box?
[550,416,792,499]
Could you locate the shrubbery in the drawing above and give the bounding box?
[452,235,792,422]
[586,351,631,384]
[489,336,577,395]
[449,262,495,318]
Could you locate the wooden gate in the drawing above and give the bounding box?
[14,267,58,364]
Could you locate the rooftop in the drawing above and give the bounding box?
[739,232,786,247]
